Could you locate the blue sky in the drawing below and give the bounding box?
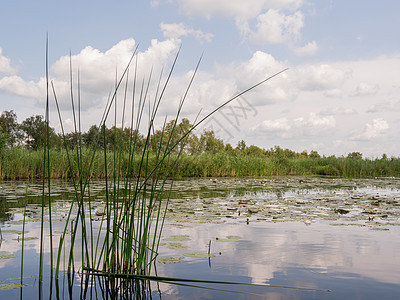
[1,0,400,157]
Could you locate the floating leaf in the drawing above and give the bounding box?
[163,235,191,241]
[158,257,184,264]
[166,243,189,249]
[184,252,215,258]
[13,237,38,241]
[0,283,26,290]
[0,254,17,260]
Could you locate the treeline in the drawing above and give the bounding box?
[1,110,400,180]
[0,110,324,157]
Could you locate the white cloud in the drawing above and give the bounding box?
[351,118,389,141]
[323,88,342,97]
[0,48,17,75]
[351,82,379,96]
[226,51,292,104]
[0,75,45,99]
[0,38,181,112]
[295,64,348,91]
[172,0,304,19]
[367,100,400,113]
[320,107,356,116]
[171,1,306,46]
[293,41,318,56]
[160,22,214,42]
[249,9,304,44]
[251,117,291,133]
[294,112,336,134]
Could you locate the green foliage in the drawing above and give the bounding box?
[0,110,22,147]
[199,129,224,153]
[0,125,7,152]
[2,111,400,180]
[347,151,363,160]
[20,115,60,150]
[313,165,340,176]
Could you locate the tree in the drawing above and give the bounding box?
[150,118,197,154]
[236,140,246,152]
[82,125,100,147]
[0,110,23,147]
[224,143,235,154]
[199,129,224,153]
[309,150,321,159]
[246,145,264,157]
[20,115,58,150]
[347,152,362,160]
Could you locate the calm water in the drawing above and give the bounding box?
[0,177,399,299]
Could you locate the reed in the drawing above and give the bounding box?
[2,149,400,180]
[25,40,287,299]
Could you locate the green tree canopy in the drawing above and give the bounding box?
[0,110,23,147]
[20,115,59,150]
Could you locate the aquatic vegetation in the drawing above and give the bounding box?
[163,234,191,241]
[183,252,216,258]
[158,257,184,264]
[0,283,26,290]
[166,243,189,249]
[0,254,17,260]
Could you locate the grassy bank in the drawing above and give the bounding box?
[1,147,400,180]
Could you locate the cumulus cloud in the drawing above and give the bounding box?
[160,22,214,42]
[0,38,181,111]
[0,48,17,75]
[249,113,336,139]
[351,118,389,141]
[351,82,379,96]
[249,9,304,44]
[172,0,304,19]
[295,64,348,91]
[170,0,306,46]
[294,112,336,135]
[0,75,45,99]
[367,100,400,113]
[252,117,291,132]
[224,51,293,105]
[293,41,318,56]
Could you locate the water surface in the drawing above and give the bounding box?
[0,176,399,299]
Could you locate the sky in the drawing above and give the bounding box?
[1,0,400,158]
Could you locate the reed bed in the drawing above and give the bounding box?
[2,149,400,180]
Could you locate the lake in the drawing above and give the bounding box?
[0,176,399,299]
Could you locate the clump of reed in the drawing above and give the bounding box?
[32,40,287,297]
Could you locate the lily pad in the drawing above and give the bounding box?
[0,254,17,260]
[166,242,189,249]
[184,252,215,258]
[0,283,26,290]
[158,257,184,264]
[13,237,38,241]
[163,235,191,242]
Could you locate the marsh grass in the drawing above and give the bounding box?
[3,150,400,180]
